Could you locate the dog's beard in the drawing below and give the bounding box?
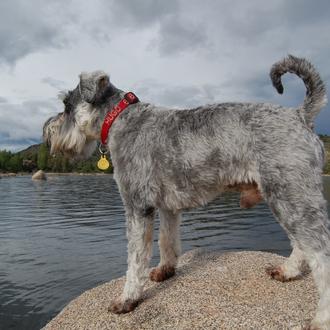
[50,123,97,160]
[43,114,64,149]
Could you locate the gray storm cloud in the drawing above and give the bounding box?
[0,0,329,150]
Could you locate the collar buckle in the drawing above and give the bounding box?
[98,143,109,155]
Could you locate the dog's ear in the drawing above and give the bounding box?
[79,71,110,104]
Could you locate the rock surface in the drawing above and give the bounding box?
[32,170,47,180]
[44,250,318,330]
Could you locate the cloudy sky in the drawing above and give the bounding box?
[0,0,329,151]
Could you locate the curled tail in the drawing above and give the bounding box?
[270,54,327,128]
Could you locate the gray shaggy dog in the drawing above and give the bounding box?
[43,55,330,329]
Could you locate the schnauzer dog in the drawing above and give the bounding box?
[44,55,330,329]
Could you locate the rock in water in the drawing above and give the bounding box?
[32,170,47,180]
[44,250,317,330]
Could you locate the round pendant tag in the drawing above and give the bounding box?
[97,155,110,170]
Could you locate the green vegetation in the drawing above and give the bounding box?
[0,150,23,172]
[0,144,113,174]
[37,143,48,170]
[0,136,329,174]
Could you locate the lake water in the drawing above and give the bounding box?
[0,175,329,330]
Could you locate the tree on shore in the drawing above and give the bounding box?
[37,144,48,170]
[0,150,23,172]
[0,150,12,171]
[7,154,23,172]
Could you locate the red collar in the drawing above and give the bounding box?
[100,92,139,145]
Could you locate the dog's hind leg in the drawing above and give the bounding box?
[263,176,330,329]
[266,243,306,282]
[109,207,155,314]
[150,209,181,282]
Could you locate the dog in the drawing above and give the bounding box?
[43,55,330,329]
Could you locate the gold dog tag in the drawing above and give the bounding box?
[97,155,110,170]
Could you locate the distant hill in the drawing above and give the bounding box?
[18,144,40,159]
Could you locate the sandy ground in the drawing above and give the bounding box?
[44,250,318,330]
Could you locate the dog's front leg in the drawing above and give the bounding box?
[109,208,155,314]
[150,209,181,282]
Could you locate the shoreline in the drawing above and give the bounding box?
[46,172,112,176]
[0,172,113,178]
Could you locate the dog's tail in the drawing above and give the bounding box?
[270,54,327,128]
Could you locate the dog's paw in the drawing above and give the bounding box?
[266,265,298,282]
[149,265,175,282]
[108,298,139,314]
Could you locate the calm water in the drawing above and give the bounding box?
[0,175,329,330]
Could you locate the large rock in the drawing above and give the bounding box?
[44,251,318,330]
[32,170,47,180]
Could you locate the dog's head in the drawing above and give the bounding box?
[43,71,112,159]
